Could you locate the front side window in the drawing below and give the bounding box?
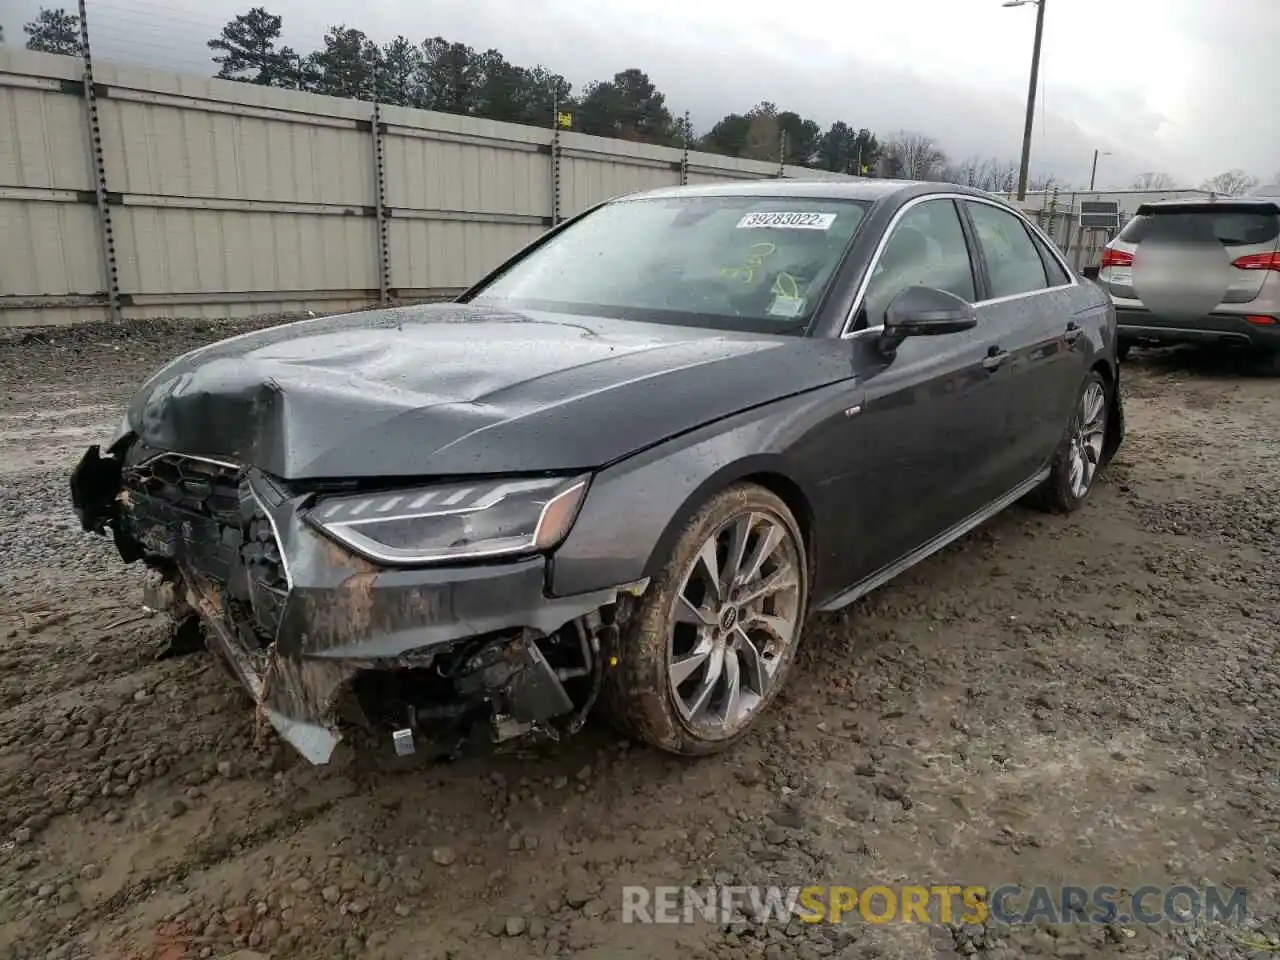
[471,195,870,333]
[860,199,977,327]
[965,201,1048,298]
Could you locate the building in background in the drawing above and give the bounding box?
[1017,188,1214,221]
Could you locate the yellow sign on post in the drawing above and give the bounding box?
[556,111,573,129]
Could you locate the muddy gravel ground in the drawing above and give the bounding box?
[1,321,1278,960]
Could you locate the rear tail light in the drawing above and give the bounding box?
[1232,252,1280,271]
[1100,247,1134,269]
[1245,315,1277,326]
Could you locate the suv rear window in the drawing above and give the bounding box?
[1118,209,1280,246]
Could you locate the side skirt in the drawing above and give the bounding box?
[815,467,1052,614]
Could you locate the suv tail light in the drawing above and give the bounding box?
[1232,252,1280,271]
[1100,247,1134,269]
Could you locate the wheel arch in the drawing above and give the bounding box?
[1091,358,1124,468]
[640,456,818,588]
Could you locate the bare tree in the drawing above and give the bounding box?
[940,155,1018,193]
[885,130,947,181]
[1028,173,1060,193]
[941,156,981,188]
[1131,172,1176,190]
[1200,169,1259,196]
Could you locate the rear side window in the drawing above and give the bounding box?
[1029,229,1070,286]
[965,201,1048,298]
[1118,210,1280,246]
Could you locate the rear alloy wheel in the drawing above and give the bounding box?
[1030,371,1109,513]
[602,483,807,755]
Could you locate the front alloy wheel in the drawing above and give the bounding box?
[668,510,803,739]
[602,483,808,754]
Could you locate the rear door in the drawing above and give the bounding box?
[961,199,1086,484]
[1102,202,1280,312]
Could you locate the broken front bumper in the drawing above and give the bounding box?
[70,442,639,765]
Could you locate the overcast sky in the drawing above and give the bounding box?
[7,0,1278,189]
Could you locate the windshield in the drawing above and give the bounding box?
[470,195,870,333]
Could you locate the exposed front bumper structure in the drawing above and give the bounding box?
[70,440,643,765]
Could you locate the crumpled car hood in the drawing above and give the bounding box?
[125,303,855,479]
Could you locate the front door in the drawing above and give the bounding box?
[834,197,1010,584]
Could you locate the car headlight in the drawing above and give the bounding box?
[307,475,590,565]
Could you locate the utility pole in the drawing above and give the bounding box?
[1011,0,1046,201]
[1087,149,1110,191]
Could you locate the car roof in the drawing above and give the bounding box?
[618,178,1004,204]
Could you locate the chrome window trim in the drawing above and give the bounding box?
[839,192,1077,339]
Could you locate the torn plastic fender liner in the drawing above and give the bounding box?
[186,578,353,765]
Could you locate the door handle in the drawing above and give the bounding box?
[982,346,1010,371]
[1064,320,1083,344]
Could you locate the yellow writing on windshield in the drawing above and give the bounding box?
[721,242,777,284]
[771,271,801,300]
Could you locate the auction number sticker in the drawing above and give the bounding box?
[737,211,836,230]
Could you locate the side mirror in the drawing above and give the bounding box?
[1081,265,1100,280]
[880,286,977,355]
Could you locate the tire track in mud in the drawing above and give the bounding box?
[55,793,350,945]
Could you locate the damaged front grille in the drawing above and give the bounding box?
[121,452,289,645]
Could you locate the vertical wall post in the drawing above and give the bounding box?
[549,91,562,226]
[778,129,787,179]
[680,110,690,186]
[370,63,390,305]
[77,0,121,322]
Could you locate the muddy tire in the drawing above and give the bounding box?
[1257,348,1280,376]
[600,483,808,755]
[1029,370,1110,514]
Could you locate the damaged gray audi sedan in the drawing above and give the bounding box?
[70,180,1124,765]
